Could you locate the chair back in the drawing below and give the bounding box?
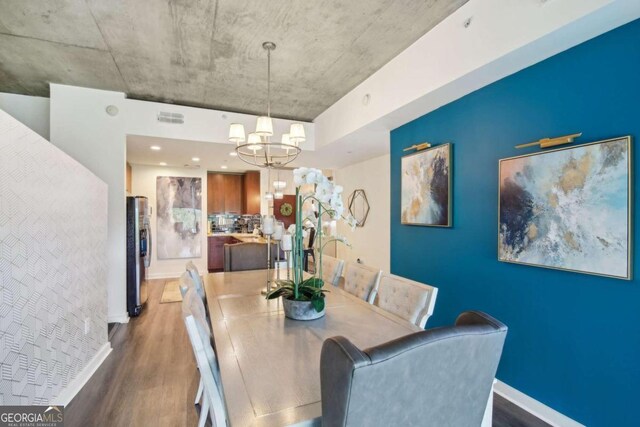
[185,261,205,301]
[320,311,508,427]
[224,242,275,272]
[178,270,195,298]
[320,255,345,287]
[184,315,228,427]
[342,262,381,302]
[374,273,438,328]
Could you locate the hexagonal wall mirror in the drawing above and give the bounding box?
[347,189,370,227]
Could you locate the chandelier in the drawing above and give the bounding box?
[229,42,305,168]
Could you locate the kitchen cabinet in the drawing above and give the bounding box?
[208,235,241,272]
[207,173,225,215]
[208,171,260,215]
[243,171,261,214]
[223,174,243,214]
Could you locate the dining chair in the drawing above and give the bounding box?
[182,287,224,418]
[178,270,195,298]
[373,273,438,329]
[319,255,345,287]
[303,227,316,272]
[186,261,205,302]
[223,242,276,272]
[342,262,382,302]
[320,311,508,427]
[184,314,228,427]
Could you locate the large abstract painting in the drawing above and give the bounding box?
[401,143,451,226]
[156,176,202,259]
[499,137,631,279]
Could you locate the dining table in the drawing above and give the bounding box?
[203,269,422,427]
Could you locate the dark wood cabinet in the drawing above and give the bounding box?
[208,171,261,215]
[208,172,247,215]
[207,173,225,215]
[208,235,241,271]
[243,171,261,214]
[223,174,243,214]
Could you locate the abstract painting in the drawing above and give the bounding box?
[156,176,202,259]
[401,143,451,226]
[499,137,631,279]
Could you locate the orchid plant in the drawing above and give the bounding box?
[266,168,356,312]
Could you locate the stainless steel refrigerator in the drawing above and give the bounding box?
[127,196,151,316]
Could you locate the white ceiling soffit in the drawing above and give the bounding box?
[314,0,640,168]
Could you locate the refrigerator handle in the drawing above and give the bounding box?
[144,219,152,268]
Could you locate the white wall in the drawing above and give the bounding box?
[335,154,390,272]
[0,110,110,405]
[0,92,50,139]
[49,84,129,323]
[131,164,208,279]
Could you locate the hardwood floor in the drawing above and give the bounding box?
[67,278,550,427]
[66,279,200,427]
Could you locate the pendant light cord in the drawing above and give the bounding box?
[267,47,271,118]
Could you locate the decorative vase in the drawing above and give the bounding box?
[283,297,325,321]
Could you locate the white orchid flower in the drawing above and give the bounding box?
[293,167,309,186]
[346,214,358,231]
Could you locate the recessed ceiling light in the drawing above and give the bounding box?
[229,151,238,157]
[159,162,167,166]
[221,165,228,170]
[192,157,200,162]
[150,145,161,151]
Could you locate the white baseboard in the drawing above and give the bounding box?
[51,342,112,406]
[107,312,129,323]
[145,270,184,280]
[494,380,584,427]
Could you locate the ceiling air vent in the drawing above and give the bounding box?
[157,111,184,124]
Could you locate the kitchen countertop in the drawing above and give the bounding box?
[207,233,268,244]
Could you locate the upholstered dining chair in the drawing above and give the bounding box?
[341,262,382,302]
[223,242,277,272]
[319,255,345,287]
[184,314,228,427]
[182,287,225,422]
[178,270,193,298]
[320,311,508,427]
[373,273,438,329]
[185,261,205,302]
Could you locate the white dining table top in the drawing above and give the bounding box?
[204,269,421,427]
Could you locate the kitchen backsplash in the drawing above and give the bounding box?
[208,213,262,234]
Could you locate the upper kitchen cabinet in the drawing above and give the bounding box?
[223,174,243,214]
[243,171,261,215]
[208,172,256,214]
[207,173,225,214]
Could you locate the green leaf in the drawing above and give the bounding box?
[265,287,293,300]
[311,295,325,312]
[301,277,325,289]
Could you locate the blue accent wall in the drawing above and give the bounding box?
[390,20,640,426]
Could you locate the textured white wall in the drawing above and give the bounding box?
[131,164,208,279]
[0,93,50,140]
[335,154,390,272]
[0,110,108,404]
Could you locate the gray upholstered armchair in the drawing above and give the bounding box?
[320,311,507,427]
[223,242,280,272]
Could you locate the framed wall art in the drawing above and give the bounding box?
[156,176,202,259]
[498,136,632,279]
[401,143,451,227]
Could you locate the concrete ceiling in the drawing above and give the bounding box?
[0,0,468,122]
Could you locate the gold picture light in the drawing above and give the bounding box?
[403,142,432,152]
[515,132,582,149]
